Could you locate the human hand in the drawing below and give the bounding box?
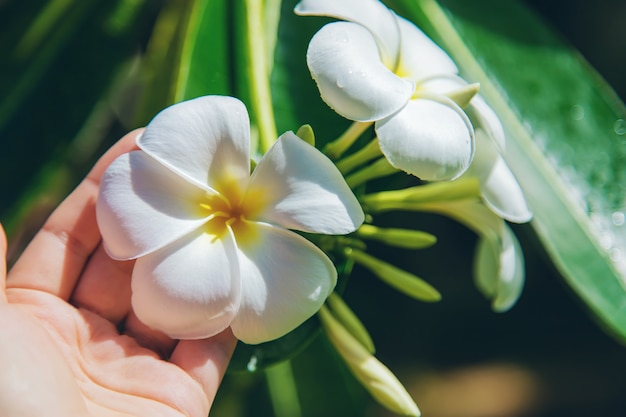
[0,130,237,417]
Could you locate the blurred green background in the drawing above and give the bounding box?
[1,0,625,416]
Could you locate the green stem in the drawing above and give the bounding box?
[323,121,373,160]
[266,360,302,417]
[345,157,397,188]
[245,0,278,154]
[360,178,481,212]
[335,138,382,175]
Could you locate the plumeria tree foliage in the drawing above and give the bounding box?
[1,0,625,416]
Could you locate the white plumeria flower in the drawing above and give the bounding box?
[296,0,475,181]
[96,96,364,344]
[421,77,532,223]
[296,0,531,222]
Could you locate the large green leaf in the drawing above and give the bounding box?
[0,0,163,238]
[133,0,234,125]
[389,0,626,340]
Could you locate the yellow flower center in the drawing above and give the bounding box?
[198,188,264,247]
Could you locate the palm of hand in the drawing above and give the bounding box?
[0,131,235,417]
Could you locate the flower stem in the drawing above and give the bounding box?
[335,138,382,175]
[360,178,481,212]
[266,359,302,417]
[345,157,397,189]
[323,121,373,160]
[245,0,278,154]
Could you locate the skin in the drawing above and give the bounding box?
[0,129,237,417]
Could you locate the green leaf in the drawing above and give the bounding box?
[173,0,232,101]
[133,0,233,124]
[391,0,626,339]
[0,0,163,227]
[271,0,353,146]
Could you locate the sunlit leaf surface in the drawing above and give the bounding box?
[390,0,626,340]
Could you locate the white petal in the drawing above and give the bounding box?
[295,0,400,66]
[480,156,532,223]
[419,74,465,92]
[474,225,525,312]
[306,22,413,122]
[97,151,211,260]
[131,228,241,340]
[230,223,337,344]
[138,96,250,197]
[467,95,506,151]
[395,15,458,82]
[466,131,532,223]
[376,95,474,181]
[245,132,364,234]
[419,76,505,151]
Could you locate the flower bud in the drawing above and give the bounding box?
[296,124,315,146]
[327,293,375,353]
[356,224,437,249]
[319,306,420,416]
[346,248,441,302]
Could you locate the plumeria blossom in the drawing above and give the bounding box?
[296,0,532,220]
[423,77,532,223]
[296,0,475,181]
[96,96,364,344]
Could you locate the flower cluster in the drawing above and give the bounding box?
[293,0,532,413]
[295,0,531,311]
[96,0,532,415]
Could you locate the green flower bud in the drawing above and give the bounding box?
[327,293,375,353]
[319,306,420,417]
[356,224,437,250]
[346,248,441,302]
[296,124,315,146]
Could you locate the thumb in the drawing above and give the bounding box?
[0,224,6,300]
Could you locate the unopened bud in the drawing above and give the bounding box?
[296,124,315,146]
[346,249,441,302]
[319,306,420,416]
[356,224,437,249]
[327,293,375,353]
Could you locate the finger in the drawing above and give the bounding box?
[170,328,237,412]
[7,129,142,300]
[0,223,7,302]
[123,309,178,359]
[69,243,133,325]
